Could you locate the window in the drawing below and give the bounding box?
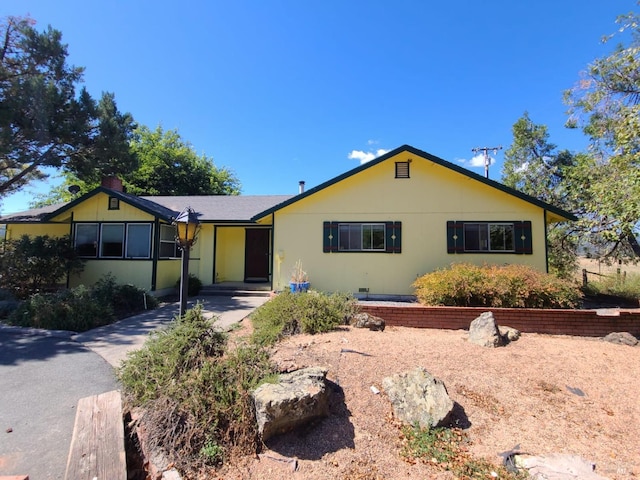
[108,197,120,210]
[447,221,532,254]
[395,161,410,178]
[100,224,124,257]
[323,221,401,253]
[338,223,385,251]
[463,223,514,252]
[75,222,153,259]
[159,224,179,258]
[76,224,99,257]
[126,224,151,258]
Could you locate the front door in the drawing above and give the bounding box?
[244,229,270,282]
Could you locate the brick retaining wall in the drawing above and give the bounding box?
[359,304,640,337]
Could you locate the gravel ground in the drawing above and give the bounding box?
[219,322,640,480]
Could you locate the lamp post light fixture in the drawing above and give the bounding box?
[173,206,200,316]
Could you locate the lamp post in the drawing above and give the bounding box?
[174,206,200,316]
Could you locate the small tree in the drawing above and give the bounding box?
[0,235,84,298]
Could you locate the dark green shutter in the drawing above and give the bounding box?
[323,221,338,252]
[385,221,402,253]
[447,221,464,253]
[514,221,533,254]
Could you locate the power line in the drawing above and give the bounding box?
[472,145,502,179]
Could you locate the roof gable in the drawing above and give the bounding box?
[252,145,577,222]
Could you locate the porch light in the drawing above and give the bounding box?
[173,207,200,316]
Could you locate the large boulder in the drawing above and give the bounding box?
[469,311,504,347]
[349,312,385,331]
[382,367,454,428]
[603,331,638,346]
[252,366,330,441]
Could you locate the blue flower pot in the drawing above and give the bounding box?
[289,281,310,293]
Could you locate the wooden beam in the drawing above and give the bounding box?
[64,390,126,480]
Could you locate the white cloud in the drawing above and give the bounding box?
[458,153,496,169]
[348,148,390,164]
[469,153,487,167]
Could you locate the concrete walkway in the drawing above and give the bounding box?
[73,295,270,367]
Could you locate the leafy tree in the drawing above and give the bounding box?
[563,8,640,261]
[0,234,84,299]
[0,16,137,199]
[31,125,241,206]
[124,125,240,196]
[501,113,579,277]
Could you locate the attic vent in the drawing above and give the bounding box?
[395,161,410,178]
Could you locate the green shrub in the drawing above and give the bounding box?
[0,234,84,299]
[93,274,159,318]
[6,275,158,331]
[413,263,581,308]
[8,286,113,331]
[175,273,203,296]
[118,305,276,473]
[250,290,360,346]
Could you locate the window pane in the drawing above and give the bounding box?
[126,224,151,258]
[160,224,176,242]
[160,242,178,258]
[76,224,98,257]
[489,224,514,251]
[339,224,360,250]
[101,224,124,257]
[350,225,361,250]
[363,225,372,249]
[372,225,385,250]
[464,223,481,251]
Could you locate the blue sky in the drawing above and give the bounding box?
[0,0,633,214]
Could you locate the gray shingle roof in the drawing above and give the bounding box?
[0,192,293,224]
[142,195,293,222]
[0,203,68,222]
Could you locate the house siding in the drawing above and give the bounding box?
[271,150,549,295]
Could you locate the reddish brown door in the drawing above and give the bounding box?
[244,229,270,282]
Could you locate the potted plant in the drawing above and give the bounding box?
[289,259,310,293]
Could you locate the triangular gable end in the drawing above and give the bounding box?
[251,145,577,223]
[44,187,178,223]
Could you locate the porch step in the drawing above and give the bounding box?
[199,283,273,297]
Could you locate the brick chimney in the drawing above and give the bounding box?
[101,176,123,192]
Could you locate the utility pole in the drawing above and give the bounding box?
[472,145,502,179]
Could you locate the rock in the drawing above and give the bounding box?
[252,366,330,441]
[469,311,504,347]
[603,331,638,346]
[513,453,608,479]
[349,312,385,331]
[382,366,454,428]
[499,325,521,342]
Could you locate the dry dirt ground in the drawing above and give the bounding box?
[220,322,640,480]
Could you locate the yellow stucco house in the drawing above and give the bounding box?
[0,145,575,297]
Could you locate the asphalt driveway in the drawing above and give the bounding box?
[0,295,268,479]
[0,328,118,480]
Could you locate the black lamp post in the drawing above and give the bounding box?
[174,206,200,316]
